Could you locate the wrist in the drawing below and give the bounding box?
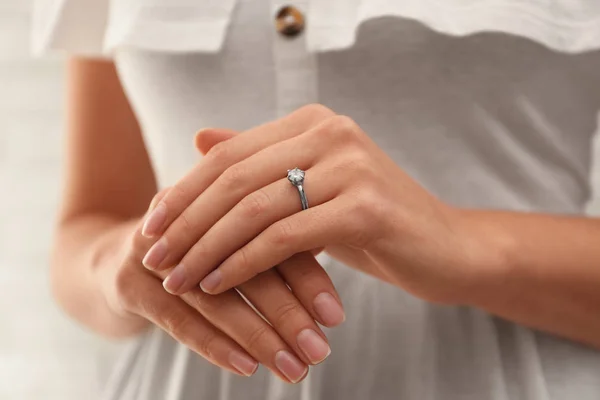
[374,200,511,305]
[450,209,516,307]
[53,214,149,338]
[91,218,150,337]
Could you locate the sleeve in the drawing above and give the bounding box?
[32,0,110,57]
[31,0,237,57]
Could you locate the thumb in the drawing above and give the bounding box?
[194,128,239,155]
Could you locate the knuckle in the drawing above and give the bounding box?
[355,187,381,215]
[325,115,362,142]
[244,324,270,352]
[298,103,336,120]
[338,150,375,179]
[177,210,195,234]
[169,184,188,205]
[290,262,328,286]
[205,141,231,165]
[187,290,223,315]
[239,189,271,219]
[338,149,365,170]
[271,300,304,330]
[235,246,252,272]
[219,164,247,192]
[350,189,383,246]
[194,330,219,359]
[162,313,193,339]
[135,296,159,319]
[271,220,295,246]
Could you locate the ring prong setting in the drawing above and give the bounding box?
[287,167,305,186]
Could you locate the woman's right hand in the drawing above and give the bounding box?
[60,59,342,383]
[97,170,342,384]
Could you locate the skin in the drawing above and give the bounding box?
[52,58,345,384]
[144,103,600,350]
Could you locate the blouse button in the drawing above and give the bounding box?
[275,6,305,38]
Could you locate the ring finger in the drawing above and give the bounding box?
[164,161,342,295]
[142,123,330,273]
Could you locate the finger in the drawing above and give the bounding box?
[276,252,346,327]
[194,128,238,155]
[178,285,309,383]
[144,134,324,275]
[131,187,173,252]
[163,161,340,295]
[149,187,171,211]
[200,199,355,293]
[140,104,335,238]
[237,269,332,365]
[127,272,259,377]
[147,266,310,383]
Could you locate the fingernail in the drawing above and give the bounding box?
[297,329,331,364]
[275,350,308,383]
[142,202,166,238]
[313,293,345,327]
[142,237,168,270]
[200,270,222,294]
[229,351,258,377]
[163,264,186,294]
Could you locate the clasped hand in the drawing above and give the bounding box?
[115,104,485,384]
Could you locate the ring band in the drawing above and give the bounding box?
[287,168,309,210]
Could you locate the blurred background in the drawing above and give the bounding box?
[1,2,126,399]
[1,2,600,399]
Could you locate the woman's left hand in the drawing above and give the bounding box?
[146,104,493,304]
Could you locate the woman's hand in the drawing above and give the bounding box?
[142,104,487,305]
[99,190,337,383]
[59,60,343,382]
[98,136,347,384]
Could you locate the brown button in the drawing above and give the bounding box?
[275,6,305,38]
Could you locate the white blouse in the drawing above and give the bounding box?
[32,1,600,400]
[33,0,600,56]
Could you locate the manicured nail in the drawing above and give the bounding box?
[142,202,166,238]
[163,264,186,294]
[275,350,308,383]
[142,237,168,270]
[313,293,345,327]
[297,329,331,364]
[200,269,222,293]
[229,351,259,377]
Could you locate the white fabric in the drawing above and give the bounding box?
[31,0,600,399]
[33,0,600,55]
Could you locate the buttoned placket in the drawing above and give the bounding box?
[270,1,319,117]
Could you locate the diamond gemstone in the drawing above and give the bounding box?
[287,168,305,185]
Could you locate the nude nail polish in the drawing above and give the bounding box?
[297,329,331,364]
[163,264,186,294]
[142,202,166,238]
[229,351,259,377]
[275,350,308,383]
[142,237,168,270]
[200,270,222,293]
[296,329,331,364]
[313,293,346,327]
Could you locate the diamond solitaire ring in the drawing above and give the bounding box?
[287,167,309,210]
